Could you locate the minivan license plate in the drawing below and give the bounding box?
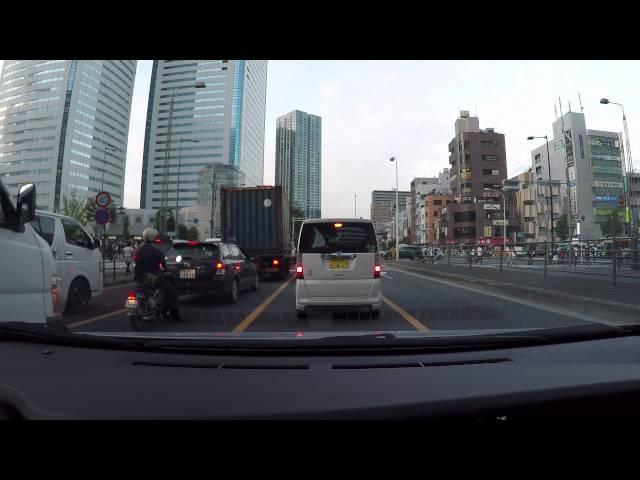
[328,259,349,269]
[180,269,196,279]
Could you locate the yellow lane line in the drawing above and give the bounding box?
[68,308,128,329]
[233,276,295,333]
[382,295,430,332]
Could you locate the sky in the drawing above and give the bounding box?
[2,60,639,218]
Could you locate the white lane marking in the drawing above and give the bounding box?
[386,266,627,326]
[381,271,394,279]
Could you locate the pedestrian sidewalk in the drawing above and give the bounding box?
[389,259,640,307]
[103,261,136,287]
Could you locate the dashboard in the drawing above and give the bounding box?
[2,335,640,419]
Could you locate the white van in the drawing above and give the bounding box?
[30,210,103,312]
[0,181,62,323]
[295,218,382,318]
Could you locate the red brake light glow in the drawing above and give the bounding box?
[295,264,304,279]
[374,264,381,279]
[127,291,136,301]
[188,241,198,246]
[273,259,279,266]
[154,239,162,244]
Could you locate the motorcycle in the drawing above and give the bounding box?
[125,270,176,331]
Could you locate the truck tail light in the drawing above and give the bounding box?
[374,264,381,279]
[273,259,280,266]
[295,264,304,279]
[51,275,62,316]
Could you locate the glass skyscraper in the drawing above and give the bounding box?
[140,60,267,210]
[0,60,137,211]
[275,110,322,219]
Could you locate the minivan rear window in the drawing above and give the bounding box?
[166,244,218,261]
[298,222,378,254]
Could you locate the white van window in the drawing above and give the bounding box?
[299,222,378,254]
[62,219,92,249]
[30,215,56,245]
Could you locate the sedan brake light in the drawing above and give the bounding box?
[273,259,279,266]
[215,262,224,270]
[295,264,304,279]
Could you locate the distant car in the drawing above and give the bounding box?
[295,218,381,318]
[164,240,259,303]
[398,245,421,259]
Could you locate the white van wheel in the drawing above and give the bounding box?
[66,278,90,313]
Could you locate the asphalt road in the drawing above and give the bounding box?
[67,265,596,335]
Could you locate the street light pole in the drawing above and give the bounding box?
[390,157,399,260]
[160,81,206,236]
[174,138,199,240]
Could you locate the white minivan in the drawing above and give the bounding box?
[0,181,62,323]
[295,218,382,318]
[30,210,103,312]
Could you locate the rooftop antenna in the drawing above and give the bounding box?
[554,103,558,120]
[568,100,572,113]
[578,92,584,112]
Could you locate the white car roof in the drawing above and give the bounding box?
[301,218,373,224]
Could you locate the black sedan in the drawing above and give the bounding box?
[164,240,259,303]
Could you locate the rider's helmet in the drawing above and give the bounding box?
[142,227,158,243]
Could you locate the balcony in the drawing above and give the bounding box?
[524,222,536,235]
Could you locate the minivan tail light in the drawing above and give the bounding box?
[374,264,381,279]
[295,264,304,279]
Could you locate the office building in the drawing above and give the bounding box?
[0,60,137,212]
[530,111,625,240]
[443,111,517,244]
[370,189,410,240]
[275,110,322,218]
[409,177,439,243]
[140,60,267,211]
[423,193,456,243]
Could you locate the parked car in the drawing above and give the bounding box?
[295,219,381,318]
[0,181,61,323]
[164,240,259,303]
[398,244,422,259]
[30,210,103,313]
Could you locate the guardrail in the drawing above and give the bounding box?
[390,238,640,287]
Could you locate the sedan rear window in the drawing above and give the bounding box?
[166,244,218,261]
[298,222,378,253]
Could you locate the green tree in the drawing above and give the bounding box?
[62,193,86,222]
[187,225,199,241]
[177,224,189,239]
[122,215,130,238]
[600,211,624,237]
[556,214,569,240]
[153,207,174,233]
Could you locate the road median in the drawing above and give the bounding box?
[388,261,640,325]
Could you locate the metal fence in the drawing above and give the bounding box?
[393,238,640,286]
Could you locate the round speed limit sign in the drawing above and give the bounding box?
[95,191,112,208]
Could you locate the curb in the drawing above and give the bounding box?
[389,262,640,324]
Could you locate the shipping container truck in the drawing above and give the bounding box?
[220,186,293,279]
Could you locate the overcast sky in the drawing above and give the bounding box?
[2,60,639,218]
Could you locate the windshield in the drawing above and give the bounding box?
[166,244,218,261]
[298,222,378,253]
[1,59,639,351]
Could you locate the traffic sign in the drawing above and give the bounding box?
[95,208,110,225]
[96,191,112,208]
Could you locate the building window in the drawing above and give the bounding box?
[464,153,470,163]
[463,140,469,149]
[481,140,498,148]
[454,211,476,222]
[535,154,541,164]
[482,155,498,161]
[135,216,142,224]
[433,200,442,205]
[482,169,499,175]
[536,166,542,174]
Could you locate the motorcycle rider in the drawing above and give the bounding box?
[134,227,181,321]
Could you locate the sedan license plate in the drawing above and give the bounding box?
[180,269,196,279]
[328,259,349,269]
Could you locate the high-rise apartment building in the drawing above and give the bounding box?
[409,177,439,243]
[140,60,267,211]
[370,189,410,241]
[0,60,137,212]
[275,110,322,218]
